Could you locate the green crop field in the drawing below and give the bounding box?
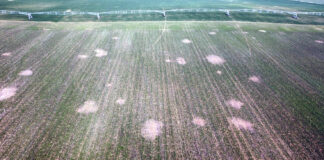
[0,20,323,159]
[1,0,323,12]
[1,0,324,24]
[0,0,324,159]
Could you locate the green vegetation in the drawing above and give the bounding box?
[1,0,324,12]
[1,12,324,25]
[0,20,323,159]
[0,0,324,23]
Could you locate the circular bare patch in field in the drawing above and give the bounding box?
[95,49,107,57]
[206,55,226,65]
[258,30,267,33]
[18,69,33,76]
[230,117,253,131]
[78,55,88,59]
[226,99,244,110]
[192,117,206,127]
[141,119,163,140]
[315,40,324,44]
[249,76,261,83]
[116,98,126,105]
[112,37,119,40]
[217,70,222,75]
[1,52,11,56]
[182,39,192,44]
[209,32,216,35]
[176,57,186,65]
[0,87,17,101]
[77,100,98,114]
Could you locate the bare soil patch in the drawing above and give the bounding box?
[192,117,206,127]
[0,87,17,101]
[176,57,186,65]
[165,59,172,63]
[77,55,89,59]
[206,55,226,65]
[230,117,254,131]
[182,39,192,44]
[116,98,126,105]
[77,100,98,114]
[95,49,107,57]
[18,69,33,76]
[1,52,11,56]
[226,99,244,110]
[141,119,163,141]
[249,76,261,83]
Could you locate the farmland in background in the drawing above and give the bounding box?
[1,12,324,25]
[0,20,323,159]
[0,0,323,12]
[0,0,324,23]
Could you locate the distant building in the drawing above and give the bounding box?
[162,12,166,17]
[97,13,100,20]
[225,10,230,16]
[292,12,298,19]
[27,13,32,20]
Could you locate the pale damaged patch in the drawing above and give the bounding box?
[78,55,89,59]
[258,30,267,33]
[1,52,11,56]
[116,98,126,105]
[95,49,107,57]
[192,117,206,127]
[18,69,33,76]
[182,39,192,44]
[209,32,216,35]
[160,28,170,32]
[165,59,172,63]
[242,31,248,34]
[66,9,72,12]
[112,37,119,40]
[206,55,226,65]
[106,83,112,87]
[176,57,186,65]
[141,119,163,140]
[230,117,254,131]
[77,100,98,114]
[315,40,324,44]
[0,87,17,101]
[226,99,244,109]
[217,70,222,75]
[249,76,261,83]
